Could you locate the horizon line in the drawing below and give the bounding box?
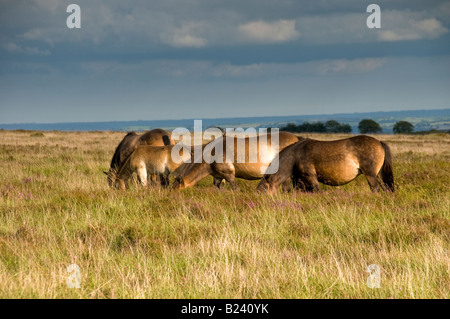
[1,107,449,126]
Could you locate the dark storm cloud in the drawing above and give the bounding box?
[2,0,449,52]
[0,0,449,123]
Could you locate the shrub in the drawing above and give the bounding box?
[358,119,382,134]
[393,121,414,134]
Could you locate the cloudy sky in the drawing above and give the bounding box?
[0,0,449,124]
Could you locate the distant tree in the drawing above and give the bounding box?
[358,119,382,134]
[299,122,312,132]
[281,120,352,133]
[340,124,352,133]
[393,121,414,134]
[309,121,326,133]
[297,121,327,133]
[280,123,298,132]
[325,120,341,133]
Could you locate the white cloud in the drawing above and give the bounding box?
[78,57,387,81]
[31,0,63,14]
[379,17,448,42]
[290,9,449,45]
[317,58,386,74]
[161,22,208,48]
[2,42,50,56]
[168,34,207,48]
[211,63,264,77]
[238,20,299,43]
[4,1,448,50]
[22,28,55,46]
[208,58,386,78]
[418,18,446,34]
[294,13,371,44]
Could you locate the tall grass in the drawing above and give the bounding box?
[0,130,448,298]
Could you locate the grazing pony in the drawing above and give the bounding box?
[105,129,173,187]
[109,144,192,190]
[172,131,302,190]
[257,135,394,193]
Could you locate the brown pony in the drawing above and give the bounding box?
[257,135,394,193]
[172,131,302,190]
[109,144,192,190]
[105,129,173,187]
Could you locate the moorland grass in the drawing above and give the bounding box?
[0,130,448,298]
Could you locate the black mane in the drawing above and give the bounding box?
[109,132,137,170]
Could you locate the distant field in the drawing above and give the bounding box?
[1,108,449,133]
[0,130,448,298]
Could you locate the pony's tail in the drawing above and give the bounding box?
[380,141,394,192]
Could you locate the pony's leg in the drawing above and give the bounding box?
[136,166,148,187]
[360,165,380,193]
[302,173,321,192]
[365,174,379,193]
[148,174,159,186]
[160,174,170,188]
[292,176,307,192]
[281,179,292,193]
[293,165,320,192]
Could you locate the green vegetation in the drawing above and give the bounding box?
[0,131,449,298]
[359,119,382,134]
[280,120,352,133]
[394,121,414,134]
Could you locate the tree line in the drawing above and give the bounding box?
[280,119,416,134]
[280,120,352,133]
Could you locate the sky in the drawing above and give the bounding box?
[0,0,449,124]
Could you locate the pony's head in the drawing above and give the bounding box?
[104,169,116,187]
[115,178,127,190]
[256,177,271,193]
[104,169,126,190]
[172,175,185,190]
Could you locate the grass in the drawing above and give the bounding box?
[0,130,449,298]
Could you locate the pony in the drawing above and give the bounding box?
[257,135,394,193]
[105,129,173,187]
[109,144,192,190]
[172,131,302,190]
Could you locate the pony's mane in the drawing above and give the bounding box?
[115,148,135,179]
[110,132,137,171]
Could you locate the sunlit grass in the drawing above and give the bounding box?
[0,130,449,298]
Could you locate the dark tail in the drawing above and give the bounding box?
[162,134,171,146]
[380,141,394,192]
